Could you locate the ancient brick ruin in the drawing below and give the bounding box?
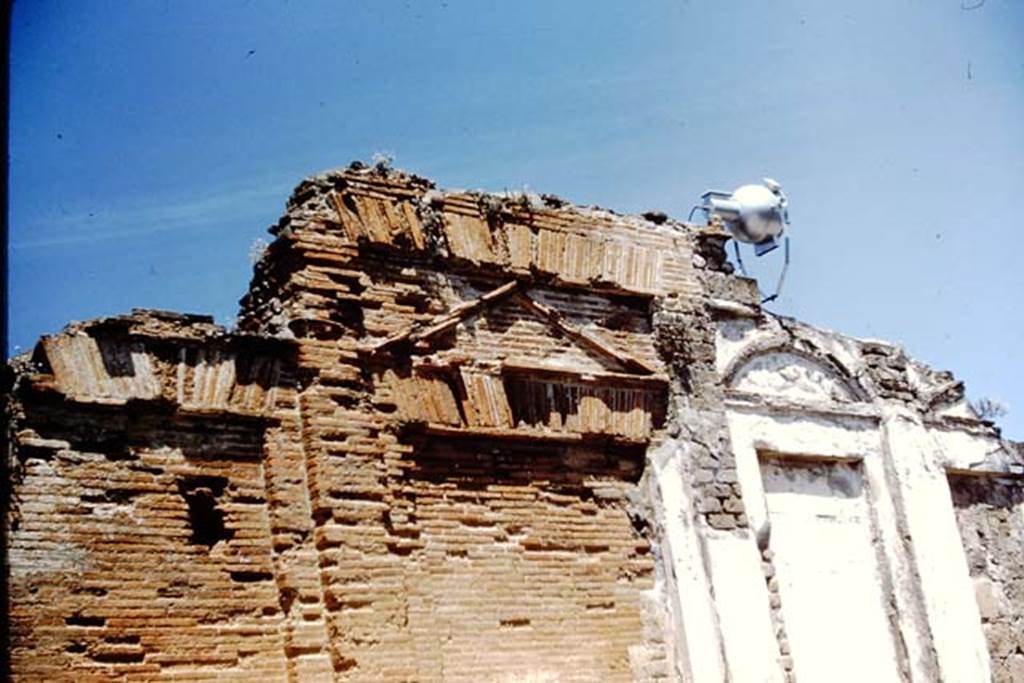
[5,164,1022,681]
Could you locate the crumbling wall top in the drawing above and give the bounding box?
[10,308,293,416]
[239,163,754,338]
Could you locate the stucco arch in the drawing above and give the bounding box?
[725,345,869,404]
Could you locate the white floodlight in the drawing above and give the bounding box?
[700,178,789,255]
[691,178,792,303]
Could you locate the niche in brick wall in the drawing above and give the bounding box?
[387,363,666,444]
[502,369,666,441]
[177,475,232,547]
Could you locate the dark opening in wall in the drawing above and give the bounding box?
[177,476,232,547]
[90,650,145,664]
[229,570,273,583]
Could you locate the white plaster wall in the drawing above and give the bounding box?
[715,318,773,377]
[882,409,992,681]
[713,316,1003,682]
[726,405,945,680]
[703,531,785,683]
[929,421,1020,474]
[649,440,727,682]
[651,437,783,683]
[726,407,880,547]
[761,460,901,683]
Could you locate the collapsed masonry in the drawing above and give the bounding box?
[4,164,1022,682]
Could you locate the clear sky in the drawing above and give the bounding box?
[8,0,1024,438]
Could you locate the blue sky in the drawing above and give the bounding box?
[8,0,1023,438]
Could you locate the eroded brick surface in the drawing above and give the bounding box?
[6,315,299,680]
[5,167,691,681]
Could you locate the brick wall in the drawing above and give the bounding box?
[237,167,685,679]
[6,167,698,680]
[6,315,297,680]
[950,475,1024,683]
[7,164,1020,681]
